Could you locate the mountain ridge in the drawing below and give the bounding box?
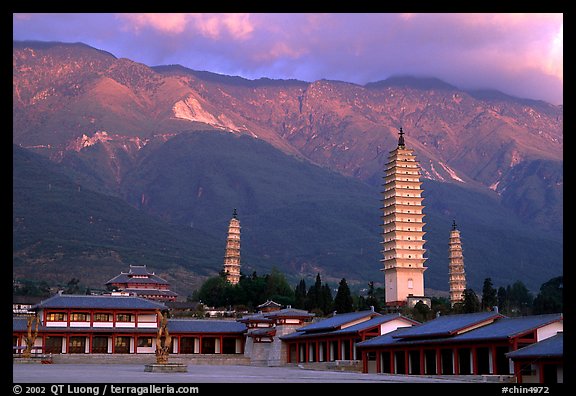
[12,40,563,294]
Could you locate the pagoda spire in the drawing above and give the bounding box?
[398,127,405,148]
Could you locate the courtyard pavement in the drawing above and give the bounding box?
[12,363,496,384]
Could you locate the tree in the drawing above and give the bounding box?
[64,278,81,294]
[196,276,233,307]
[412,300,433,322]
[481,278,498,311]
[497,286,509,314]
[320,283,333,315]
[365,281,381,312]
[333,278,354,314]
[294,279,307,309]
[306,273,323,311]
[462,289,481,313]
[265,268,294,302]
[533,276,563,314]
[508,281,533,316]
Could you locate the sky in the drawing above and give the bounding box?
[13,13,563,105]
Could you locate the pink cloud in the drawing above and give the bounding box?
[117,13,254,40]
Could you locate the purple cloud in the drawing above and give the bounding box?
[13,13,563,105]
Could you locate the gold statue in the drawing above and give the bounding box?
[155,310,171,364]
[22,314,39,358]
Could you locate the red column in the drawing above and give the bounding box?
[112,335,115,354]
[491,345,498,374]
[514,362,523,383]
[404,350,409,374]
[420,347,425,375]
[436,347,442,375]
[390,350,395,374]
[472,348,478,375]
[376,351,381,373]
[349,339,354,361]
[538,362,545,384]
[454,348,460,375]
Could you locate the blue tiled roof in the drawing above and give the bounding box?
[279,330,307,341]
[13,317,29,332]
[263,308,314,319]
[297,310,379,333]
[332,314,416,335]
[453,313,562,342]
[506,333,563,359]
[167,319,247,334]
[280,314,414,341]
[357,313,563,348]
[356,327,414,347]
[32,294,167,311]
[391,311,502,339]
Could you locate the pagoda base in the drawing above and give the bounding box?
[144,363,188,373]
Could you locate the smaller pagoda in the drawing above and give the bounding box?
[223,209,241,285]
[448,220,467,306]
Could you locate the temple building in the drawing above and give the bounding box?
[381,128,428,307]
[448,220,467,306]
[223,209,241,285]
[105,265,178,302]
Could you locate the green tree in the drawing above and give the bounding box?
[481,278,498,311]
[412,300,432,322]
[508,281,533,316]
[334,278,354,313]
[497,286,509,314]
[365,281,381,312]
[306,273,323,311]
[294,279,307,309]
[462,289,481,313]
[64,278,81,294]
[320,283,334,315]
[431,296,451,317]
[196,276,233,307]
[533,276,563,314]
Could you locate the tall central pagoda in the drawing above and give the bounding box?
[223,209,241,285]
[381,128,428,306]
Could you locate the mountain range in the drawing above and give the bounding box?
[12,41,563,296]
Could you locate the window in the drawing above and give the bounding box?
[408,279,414,289]
[137,338,153,348]
[68,337,86,354]
[116,314,133,322]
[93,313,112,322]
[92,336,108,353]
[70,313,89,322]
[46,312,67,321]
